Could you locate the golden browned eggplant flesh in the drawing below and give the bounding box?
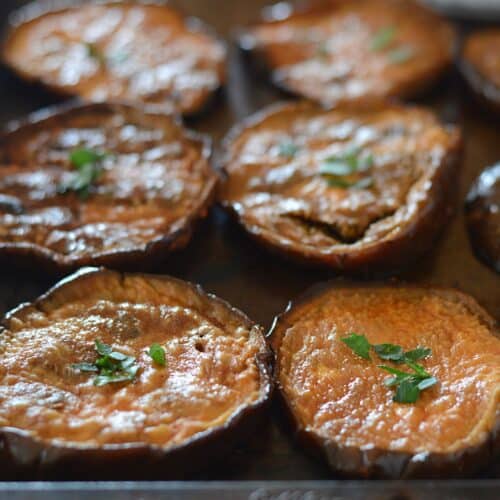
[0,268,272,479]
[242,0,455,106]
[0,102,217,272]
[219,101,461,274]
[2,1,226,114]
[271,284,500,479]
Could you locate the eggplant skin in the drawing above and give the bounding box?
[270,283,500,479]
[0,101,218,275]
[465,163,500,273]
[460,30,500,114]
[0,267,274,480]
[219,101,462,276]
[1,0,227,116]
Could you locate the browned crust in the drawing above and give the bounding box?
[460,31,500,114]
[0,0,227,116]
[269,281,500,479]
[239,0,456,106]
[0,267,274,480]
[0,100,219,275]
[218,100,463,276]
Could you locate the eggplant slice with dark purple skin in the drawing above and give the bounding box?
[0,101,218,273]
[461,29,500,113]
[270,283,500,479]
[0,267,273,480]
[465,163,500,273]
[1,0,226,115]
[240,0,455,107]
[219,101,461,274]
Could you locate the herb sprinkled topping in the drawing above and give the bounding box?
[341,333,437,404]
[148,343,166,367]
[370,26,414,64]
[85,42,106,64]
[59,148,109,199]
[72,339,139,386]
[319,146,374,189]
[278,142,299,158]
[370,26,397,51]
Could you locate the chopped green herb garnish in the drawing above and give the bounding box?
[85,42,106,64]
[341,333,437,404]
[320,147,374,189]
[59,148,109,199]
[341,333,371,360]
[370,26,396,51]
[278,142,299,158]
[388,45,414,64]
[316,42,329,58]
[72,340,139,386]
[148,343,166,367]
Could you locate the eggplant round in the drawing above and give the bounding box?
[240,0,455,106]
[0,101,218,273]
[219,101,462,274]
[1,0,226,115]
[0,267,273,480]
[270,283,500,479]
[465,163,500,273]
[460,29,500,113]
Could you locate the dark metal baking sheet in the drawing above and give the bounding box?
[0,0,498,494]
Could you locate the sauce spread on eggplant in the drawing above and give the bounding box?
[0,270,268,447]
[273,287,500,454]
[220,102,460,269]
[3,2,226,114]
[0,103,216,267]
[245,0,454,105]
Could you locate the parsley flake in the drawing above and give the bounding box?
[370,26,397,51]
[59,148,109,199]
[340,333,438,404]
[388,45,415,64]
[72,340,139,387]
[320,147,374,189]
[148,343,166,367]
[278,142,299,158]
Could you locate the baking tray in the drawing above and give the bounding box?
[0,0,498,495]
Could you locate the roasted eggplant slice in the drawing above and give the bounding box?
[0,102,217,273]
[461,29,500,112]
[219,101,461,274]
[465,163,500,273]
[2,0,226,114]
[241,0,455,106]
[271,284,500,479]
[0,267,272,479]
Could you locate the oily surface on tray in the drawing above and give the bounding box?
[0,271,265,447]
[221,103,459,249]
[246,0,454,105]
[275,287,500,454]
[0,104,214,262]
[3,2,226,113]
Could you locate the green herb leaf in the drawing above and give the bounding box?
[148,343,166,367]
[95,339,112,356]
[93,373,135,387]
[341,333,371,360]
[405,360,431,378]
[370,26,397,51]
[72,362,99,372]
[393,378,420,403]
[59,148,108,199]
[316,43,329,58]
[278,142,299,158]
[388,45,414,64]
[417,376,437,391]
[320,147,374,190]
[373,343,404,361]
[85,42,106,64]
[404,347,431,362]
[378,365,413,378]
